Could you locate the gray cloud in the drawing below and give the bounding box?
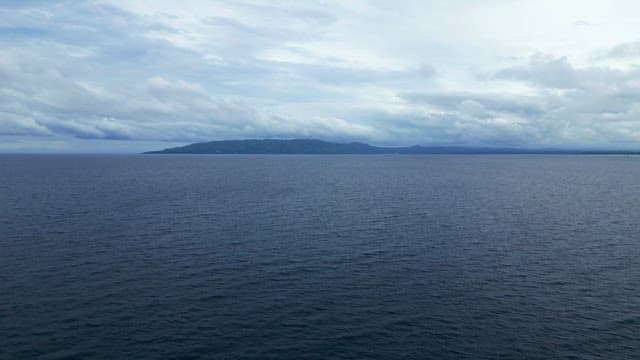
[495,55,580,89]
[4,1,640,151]
[495,54,639,92]
[395,51,640,148]
[401,91,552,118]
[602,41,640,59]
[0,0,440,149]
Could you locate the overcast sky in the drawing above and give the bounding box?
[3,0,640,152]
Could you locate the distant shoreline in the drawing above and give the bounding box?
[144,138,640,155]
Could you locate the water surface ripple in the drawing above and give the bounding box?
[2,155,640,359]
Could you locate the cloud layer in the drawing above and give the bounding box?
[3,0,640,152]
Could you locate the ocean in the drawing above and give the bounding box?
[2,154,640,359]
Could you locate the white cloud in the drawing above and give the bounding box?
[3,0,640,151]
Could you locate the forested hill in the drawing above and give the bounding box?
[144,139,636,154]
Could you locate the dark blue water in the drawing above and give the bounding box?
[2,155,640,359]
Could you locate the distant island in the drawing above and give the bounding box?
[144,139,640,155]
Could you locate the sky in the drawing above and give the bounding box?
[3,0,640,152]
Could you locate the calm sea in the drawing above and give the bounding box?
[2,154,640,359]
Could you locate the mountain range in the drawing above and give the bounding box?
[144,139,639,155]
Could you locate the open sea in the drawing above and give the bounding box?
[2,154,640,359]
